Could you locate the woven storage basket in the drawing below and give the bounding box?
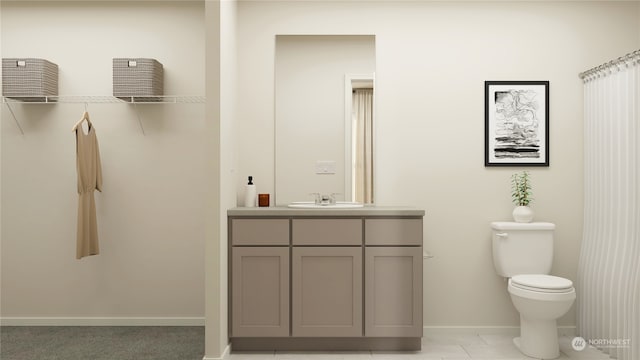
[2,58,58,101]
[113,58,163,101]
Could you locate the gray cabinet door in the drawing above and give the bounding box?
[292,247,362,337]
[365,247,422,337]
[232,247,289,337]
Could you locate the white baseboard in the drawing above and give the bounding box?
[0,317,205,326]
[423,325,576,337]
[558,326,577,337]
[423,326,520,335]
[203,343,231,360]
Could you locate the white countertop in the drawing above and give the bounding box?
[228,206,425,217]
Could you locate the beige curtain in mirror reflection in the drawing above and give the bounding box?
[353,88,373,204]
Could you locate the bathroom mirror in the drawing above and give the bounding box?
[275,35,376,205]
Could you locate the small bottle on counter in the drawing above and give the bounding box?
[244,176,256,207]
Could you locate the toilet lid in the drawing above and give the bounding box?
[511,274,573,292]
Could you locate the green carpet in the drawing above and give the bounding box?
[0,326,204,360]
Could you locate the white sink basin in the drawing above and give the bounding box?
[288,201,364,209]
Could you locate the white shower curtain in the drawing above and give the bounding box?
[579,52,640,360]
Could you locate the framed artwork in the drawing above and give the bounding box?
[485,81,549,167]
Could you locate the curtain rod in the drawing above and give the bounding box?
[579,49,640,80]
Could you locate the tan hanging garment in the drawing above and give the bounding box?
[73,112,103,259]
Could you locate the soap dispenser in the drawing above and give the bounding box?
[244,176,256,207]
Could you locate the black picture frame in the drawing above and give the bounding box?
[485,81,549,167]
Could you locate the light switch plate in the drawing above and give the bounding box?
[315,160,336,174]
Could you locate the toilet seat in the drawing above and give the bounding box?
[510,274,574,293]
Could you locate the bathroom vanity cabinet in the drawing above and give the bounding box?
[228,207,425,351]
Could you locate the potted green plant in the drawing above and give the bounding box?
[511,170,534,222]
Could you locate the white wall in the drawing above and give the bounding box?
[275,35,375,205]
[237,1,639,327]
[1,1,205,322]
[218,1,237,354]
[205,0,237,358]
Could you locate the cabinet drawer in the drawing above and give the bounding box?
[292,219,362,245]
[365,219,422,246]
[231,219,289,245]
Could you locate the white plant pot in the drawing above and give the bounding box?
[513,206,534,223]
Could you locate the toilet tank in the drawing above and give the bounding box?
[491,222,556,278]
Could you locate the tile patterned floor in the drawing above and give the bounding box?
[229,334,613,360]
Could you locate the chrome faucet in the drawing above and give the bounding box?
[310,193,340,205]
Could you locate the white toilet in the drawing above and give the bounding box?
[491,222,576,360]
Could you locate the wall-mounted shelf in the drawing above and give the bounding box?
[2,95,206,135]
[2,95,205,104]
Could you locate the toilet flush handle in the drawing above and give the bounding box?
[496,232,509,239]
